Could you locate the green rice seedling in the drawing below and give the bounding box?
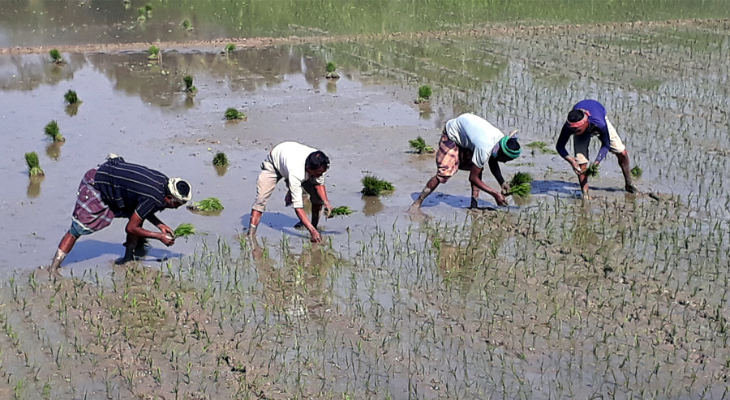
[137,7,147,20]
[409,136,434,154]
[144,3,153,12]
[49,49,63,64]
[64,90,80,105]
[361,175,395,196]
[25,152,44,176]
[416,85,432,103]
[44,120,65,142]
[188,197,224,212]
[174,223,196,238]
[147,45,160,60]
[325,62,339,79]
[223,43,236,55]
[525,141,557,154]
[212,152,228,167]
[182,19,193,31]
[183,75,197,93]
[225,108,246,121]
[329,206,354,217]
[631,165,643,178]
[508,172,533,198]
[586,164,600,178]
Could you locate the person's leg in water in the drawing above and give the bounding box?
[408,175,440,213]
[48,232,78,273]
[469,169,483,209]
[617,150,638,193]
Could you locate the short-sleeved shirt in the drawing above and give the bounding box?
[556,99,612,163]
[444,113,504,169]
[93,159,168,220]
[267,142,326,209]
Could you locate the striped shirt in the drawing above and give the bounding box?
[93,158,168,220]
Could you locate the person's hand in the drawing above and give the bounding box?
[159,224,174,238]
[501,182,511,195]
[309,229,322,243]
[493,192,508,207]
[323,202,332,218]
[284,191,293,207]
[160,233,175,247]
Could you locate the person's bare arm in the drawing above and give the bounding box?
[470,165,506,206]
[314,184,332,216]
[126,212,174,246]
[146,213,174,238]
[294,208,322,243]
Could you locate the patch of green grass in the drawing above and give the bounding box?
[361,175,394,196]
[188,197,224,212]
[25,152,44,176]
[631,165,643,178]
[225,108,246,121]
[329,206,354,217]
[212,152,229,167]
[408,136,434,154]
[174,223,196,238]
[64,90,80,105]
[44,120,65,142]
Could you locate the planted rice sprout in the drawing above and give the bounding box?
[183,76,197,94]
[409,136,434,154]
[49,49,64,65]
[64,90,80,105]
[44,120,65,142]
[225,108,246,121]
[212,152,229,167]
[631,165,643,178]
[525,141,557,155]
[147,45,160,61]
[25,152,44,176]
[586,164,600,178]
[361,175,395,196]
[325,62,339,79]
[223,43,236,55]
[416,85,432,103]
[188,197,224,212]
[182,19,193,31]
[508,172,533,198]
[329,206,354,217]
[173,223,196,238]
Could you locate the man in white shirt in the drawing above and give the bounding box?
[247,142,332,243]
[408,113,521,215]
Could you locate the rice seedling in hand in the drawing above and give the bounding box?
[585,164,600,178]
[183,76,197,94]
[212,152,228,167]
[631,165,643,178]
[25,152,44,176]
[225,108,246,121]
[147,45,160,60]
[325,62,339,79]
[173,223,196,238]
[361,175,395,196]
[507,172,533,198]
[64,90,80,105]
[329,206,354,217]
[49,49,64,64]
[188,197,224,212]
[416,85,432,103]
[44,120,65,142]
[409,136,434,154]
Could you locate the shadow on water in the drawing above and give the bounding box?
[62,239,181,265]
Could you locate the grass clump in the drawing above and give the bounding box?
[329,206,354,217]
[585,164,600,177]
[64,90,80,105]
[25,152,44,176]
[325,61,339,79]
[361,175,395,196]
[631,165,643,178]
[147,45,160,60]
[49,49,63,64]
[507,172,533,198]
[174,223,196,238]
[416,85,432,103]
[409,136,434,154]
[212,152,228,167]
[225,108,246,121]
[44,120,65,142]
[188,197,224,212]
[183,76,197,93]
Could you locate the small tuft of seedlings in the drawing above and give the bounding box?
[182,19,193,31]
[415,85,432,104]
[224,108,246,121]
[222,43,236,55]
[49,49,64,65]
[183,75,197,94]
[173,223,196,238]
[508,172,533,198]
[325,62,339,79]
[408,136,434,154]
[188,197,224,212]
[25,152,44,176]
[525,141,558,155]
[585,164,600,178]
[44,120,65,142]
[329,206,354,217]
[147,45,160,61]
[64,90,80,105]
[631,165,643,178]
[361,175,395,196]
[212,152,229,167]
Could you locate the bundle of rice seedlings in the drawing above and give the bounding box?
[212,152,228,167]
[183,76,197,93]
[44,120,65,142]
[174,223,196,238]
[329,206,354,217]
[631,165,643,178]
[64,90,80,105]
[409,136,434,154]
[325,61,339,79]
[508,172,533,198]
[225,108,246,121]
[188,197,224,212]
[147,45,160,60]
[182,19,193,31]
[222,43,236,55]
[49,49,64,64]
[585,164,600,177]
[525,141,557,155]
[25,152,44,176]
[416,85,432,103]
[361,175,395,196]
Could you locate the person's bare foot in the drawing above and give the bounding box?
[625,183,639,194]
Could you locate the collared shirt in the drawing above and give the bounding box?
[267,142,326,209]
[556,99,612,163]
[444,113,504,169]
[93,159,168,220]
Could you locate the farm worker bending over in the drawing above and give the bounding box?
[407,113,522,214]
[47,155,192,273]
[247,141,333,243]
[556,99,638,198]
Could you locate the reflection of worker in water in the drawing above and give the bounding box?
[408,113,522,214]
[247,141,333,243]
[556,99,638,198]
[47,156,192,272]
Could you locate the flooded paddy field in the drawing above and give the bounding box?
[1,1,730,398]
